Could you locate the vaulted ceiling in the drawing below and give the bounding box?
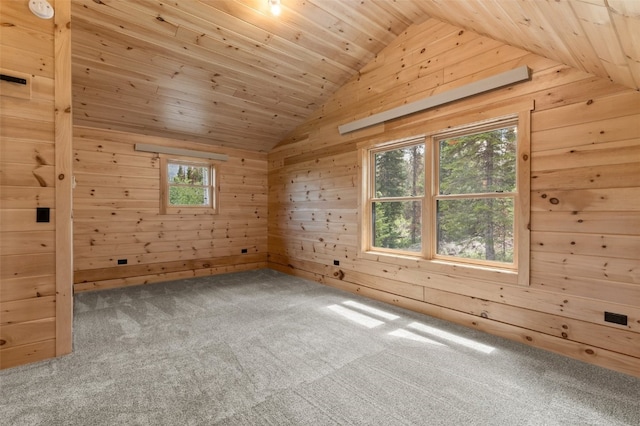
[70,0,640,152]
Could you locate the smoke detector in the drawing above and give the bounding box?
[29,0,54,19]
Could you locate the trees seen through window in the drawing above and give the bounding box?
[160,159,217,214]
[367,118,520,268]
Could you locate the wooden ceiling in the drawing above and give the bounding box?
[70,0,640,153]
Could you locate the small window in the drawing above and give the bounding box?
[361,113,530,283]
[160,159,217,214]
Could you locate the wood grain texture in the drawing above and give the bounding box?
[0,339,56,370]
[268,19,640,377]
[72,127,268,291]
[68,0,639,153]
[271,263,640,378]
[0,0,60,369]
[54,0,74,357]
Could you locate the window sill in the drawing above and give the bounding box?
[160,207,217,215]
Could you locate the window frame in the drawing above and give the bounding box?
[359,111,530,286]
[160,157,218,215]
[368,138,427,257]
[432,118,519,269]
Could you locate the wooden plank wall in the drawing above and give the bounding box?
[268,19,640,377]
[72,127,268,292]
[1,0,73,369]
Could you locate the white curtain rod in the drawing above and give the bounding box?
[134,143,229,161]
[338,66,531,135]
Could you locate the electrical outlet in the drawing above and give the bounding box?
[36,207,50,223]
[604,311,627,326]
[241,248,248,254]
[117,259,127,265]
[333,260,340,266]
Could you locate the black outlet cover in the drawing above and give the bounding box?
[117,259,128,265]
[36,207,50,223]
[333,260,340,266]
[604,311,627,326]
[241,248,248,254]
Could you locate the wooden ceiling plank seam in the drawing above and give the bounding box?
[606,0,640,88]
[66,0,638,152]
[70,5,317,93]
[172,0,376,71]
[73,98,301,135]
[155,85,313,118]
[74,100,291,140]
[172,25,342,88]
[71,44,318,113]
[71,70,160,98]
[72,56,159,86]
[70,21,186,76]
[518,0,604,76]
[239,0,391,56]
[74,109,288,142]
[421,0,485,38]
[498,0,584,72]
[476,0,534,51]
[128,0,355,85]
[73,116,279,151]
[151,73,315,113]
[304,0,402,44]
[570,0,636,88]
[70,13,336,96]
[70,51,322,113]
[81,0,180,38]
[378,0,431,26]
[73,98,298,133]
[75,32,320,112]
[178,24,324,81]
[122,0,346,88]
[71,26,322,106]
[71,86,305,126]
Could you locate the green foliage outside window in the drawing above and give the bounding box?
[373,144,424,251]
[437,126,516,263]
[370,124,517,264]
[168,163,211,206]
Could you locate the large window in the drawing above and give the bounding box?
[361,114,530,282]
[160,158,217,214]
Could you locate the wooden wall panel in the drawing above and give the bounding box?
[72,127,268,292]
[268,18,640,377]
[0,0,72,369]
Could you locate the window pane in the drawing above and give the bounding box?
[375,144,424,197]
[169,186,210,206]
[439,126,516,195]
[437,198,514,263]
[373,201,421,251]
[168,163,209,185]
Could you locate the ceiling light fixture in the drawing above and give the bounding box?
[269,0,281,16]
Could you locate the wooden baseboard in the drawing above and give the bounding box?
[74,261,267,292]
[268,261,640,379]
